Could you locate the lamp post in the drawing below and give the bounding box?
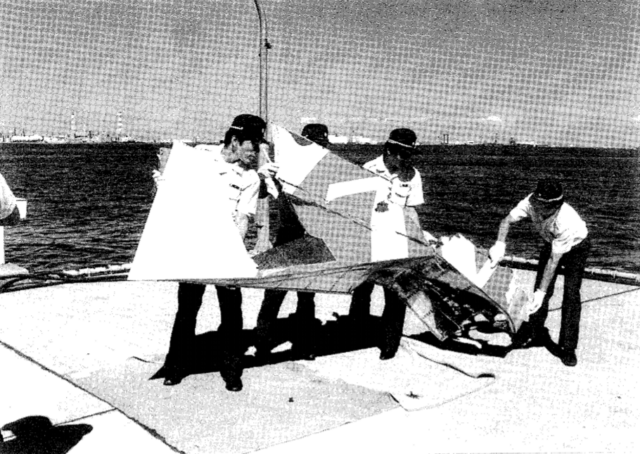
[253,0,271,121]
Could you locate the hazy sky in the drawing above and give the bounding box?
[1,0,639,147]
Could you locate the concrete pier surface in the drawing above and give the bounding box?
[0,273,638,453]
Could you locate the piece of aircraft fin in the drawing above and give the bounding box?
[474,260,498,288]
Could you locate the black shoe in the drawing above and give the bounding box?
[293,343,317,361]
[561,351,577,367]
[163,372,184,386]
[225,378,243,392]
[516,325,548,348]
[344,314,370,326]
[297,350,317,361]
[379,349,396,361]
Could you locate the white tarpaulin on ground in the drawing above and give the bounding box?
[303,339,495,411]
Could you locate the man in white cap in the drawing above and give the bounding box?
[253,124,330,361]
[0,171,20,226]
[160,114,276,391]
[489,179,590,366]
[349,128,426,360]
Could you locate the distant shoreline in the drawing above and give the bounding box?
[2,141,637,158]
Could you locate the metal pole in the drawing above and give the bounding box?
[253,0,270,121]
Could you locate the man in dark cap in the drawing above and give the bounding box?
[489,179,590,366]
[348,128,426,360]
[253,124,331,361]
[300,123,330,148]
[0,170,20,226]
[159,113,275,391]
[231,113,267,140]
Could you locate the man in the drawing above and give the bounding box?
[254,124,330,361]
[300,123,330,148]
[348,128,426,360]
[0,171,20,226]
[161,114,275,391]
[489,179,590,367]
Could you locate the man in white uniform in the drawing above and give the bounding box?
[489,179,590,366]
[161,114,276,391]
[0,171,19,226]
[253,124,331,361]
[348,128,426,360]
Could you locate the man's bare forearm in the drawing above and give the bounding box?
[496,215,514,243]
[538,252,562,293]
[237,213,250,241]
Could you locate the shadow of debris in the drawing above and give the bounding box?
[408,330,511,358]
[151,314,385,380]
[0,416,92,454]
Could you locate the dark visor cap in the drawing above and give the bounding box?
[301,123,329,144]
[231,114,266,140]
[386,128,417,158]
[532,179,564,206]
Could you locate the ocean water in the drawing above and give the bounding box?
[1,143,639,274]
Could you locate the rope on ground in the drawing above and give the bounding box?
[2,254,640,294]
[0,263,131,293]
[500,255,640,287]
[578,286,640,306]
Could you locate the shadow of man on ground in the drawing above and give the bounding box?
[0,416,92,454]
[151,313,386,380]
[150,311,545,382]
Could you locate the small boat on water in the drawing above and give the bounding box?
[9,135,44,143]
[43,136,69,144]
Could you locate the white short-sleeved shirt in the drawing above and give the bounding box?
[196,144,260,225]
[509,194,588,254]
[0,172,17,220]
[363,155,424,261]
[363,155,424,207]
